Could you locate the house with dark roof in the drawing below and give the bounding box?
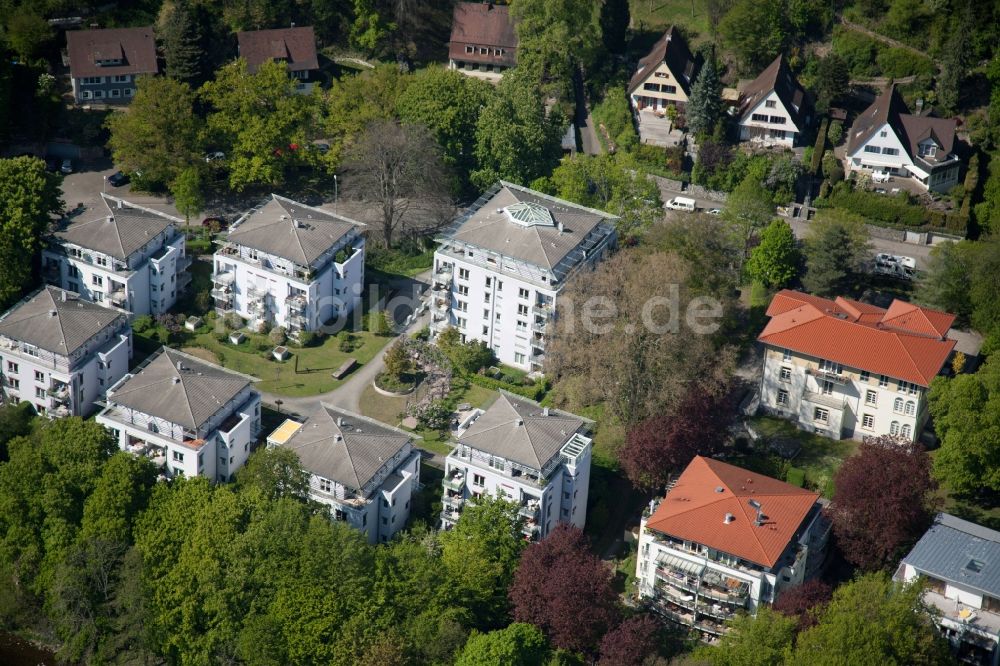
[212,194,365,337]
[896,513,1000,666]
[627,26,698,122]
[845,85,961,193]
[440,391,593,540]
[737,55,812,147]
[97,347,261,481]
[66,26,157,104]
[448,1,518,79]
[431,181,617,372]
[0,286,131,418]
[42,195,190,317]
[237,26,319,93]
[266,405,421,544]
[636,456,829,638]
[757,289,959,442]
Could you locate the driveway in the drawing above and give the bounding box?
[60,159,182,218]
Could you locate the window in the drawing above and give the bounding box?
[124,88,134,97]
[516,320,527,332]
[34,371,44,382]
[81,76,102,85]
[109,89,121,98]
[776,389,789,406]
[890,421,900,435]
[456,299,468,312]
[517,304,528,316]
[779,366,792,382]
[769,116,786,124]
[485,277,492,287]
[643,82,659,92]
[879,374,889,388]
[7,378,18,390]
[80,90,92,99]
[819,360,843,374]
[35,387,45,399]
[92,275,103,286]
[901,423,912,438]
[752,113,769,122]
[172,451,184,462]
[457,284,469,296]
[515,352,526,364]
[862,413,875,429]
[894,397,904,412]
[483,292,490,302]
[864,145,881,153]
[465,45,474,54]
[662,84,677,94]
[319,478,332,492]
[881,147,899,156]
[456,317,467,328]
[112,74,130,83]
[458,267,469,280]
[482,325,489,335]
[518,287,529,299]
[472,473,485,486]
[765,100,777,108]
[865,390,877,406]
[93,90,105,99]
[7,361,17,373]
[496,48,504,56]
[880,130,888,138]
[859,370,870,382]
[483,309,490,320]
[821,380,834,395]
[919,143,937,157]
[904,400,916,416]
[813,407,829,424]
[782,349,792,362]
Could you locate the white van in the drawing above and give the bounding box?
[665,196,697,212]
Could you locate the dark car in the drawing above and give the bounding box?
[201,216,227,230]
[107,171,129,187]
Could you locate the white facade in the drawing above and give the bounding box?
[635,500,829,638]
[98,363,262,482]
[759,346,927,442]
[630,61,691,113]
[43,204,190,317]
[0,310,131,418]
[846,122,961,193]
[440,418,591,541]
[739,91,802,147]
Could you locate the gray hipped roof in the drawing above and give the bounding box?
[443,182,616,280]
[280,405,412,493]
[459,392,587,469]
[107,348,254,430]
[53,195,181,260]
[0,286,126,356]
[903,513,1000,598]
[226,195,362,266]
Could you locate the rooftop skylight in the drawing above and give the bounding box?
[503,201,554,228]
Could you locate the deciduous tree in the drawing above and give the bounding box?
[828,435,937,571]
[342,119,451,248]
[915,240,973,324]
[171,166,204,223]
[718,0,789,74]
[455,623,550,666]
[7,10,53,60]
[107,76,203,188]
[812,54,849,113]
[510,525,619,654]
[598,614,661,666]
[646,214,742,295]
[600,0,630,55]
[324,64,410,168]
[746,219,799,288]
[235,447,311,502]
[801,210,872,296]
[509,0,602,93]
[772,579,832,630]
[723,174,777,275]
[693,608,796,666]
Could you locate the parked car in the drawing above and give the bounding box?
[45,158,59,172]
[107,170,129,187]
[204,151,225,162]
[706,208,722,216]
[60,159,73,174]
[310,141,331,153]
[201,216,227,230]
[874,253,916,279]
[664,196,697,212]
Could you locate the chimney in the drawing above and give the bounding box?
[176,361,183,371]
[557,221,564,233]
[61,290,67,302]
[49,309,57,317]
[724,513,735,524]
[117,200,123,209]
[542,407,549,416]
[515,418,524,427]
[172,377,180,384]
[290,21,295,28]
[335,434,343,442]
[337,417,344,426]
[106,215,114,223]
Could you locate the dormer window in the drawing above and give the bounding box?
[97,58,122,66]
[918,143,937,158]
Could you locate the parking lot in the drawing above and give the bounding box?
[60,157,182,218]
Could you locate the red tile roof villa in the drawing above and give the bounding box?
[758,289,956,387]
[645,456,819,569]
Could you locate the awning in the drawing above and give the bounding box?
[656,552,705,577]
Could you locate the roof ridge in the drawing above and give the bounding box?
[336,428,363,489]
[275,197,310,264]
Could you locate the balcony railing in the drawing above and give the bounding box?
[288,295,307,312]
[442,495,465,510]
[802,389,847,410]
[805,367,849,385]
[177,255,193,271]
[518,502,540,521]
[443,473,466,492]
[522,522,540,539]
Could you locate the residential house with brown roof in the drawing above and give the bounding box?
[266,405,421,544]
[66,26,158,104]
[738,55,812,147]
[237,26,319,93]
[447,2,518,79]
[757,289,961,442]
[845,85,961,193]
[440,391,593,541]
[636,456,829,638]
[627,26,697,145]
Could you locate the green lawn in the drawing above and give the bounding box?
[629,0,712,44]
[181,326,393,397]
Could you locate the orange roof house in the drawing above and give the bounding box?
[758,290,956,387]
[645,456,819,569]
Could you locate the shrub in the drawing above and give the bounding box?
[194,290,211,312]
[338,331,358,353]
[257,320,271,335]
[414,399,452,431]
[811,118,828,176]
[214,331,228,343]
[295,330,317,347]
[269,326,287,346]
[828,120,844,146]
[375,370,414,393]
[876,47,934,78]
[466,373,549,402]
[132,314,154,334]
[592,85,638,153]
[223,312,244,330]
[254,339,272,352]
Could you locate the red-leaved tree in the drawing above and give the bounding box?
[772,579,833,630]
[828,435,938,571]
[619,386,732,490]
[598,614,661,666]
[509,525,619,655]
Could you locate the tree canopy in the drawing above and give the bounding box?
[746,219,800,288]
[509,0,602,95]
[687,56,723,137]
[455,623,550,666]
[801,210,872,296]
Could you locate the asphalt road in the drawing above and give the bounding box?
[60,159,182,218]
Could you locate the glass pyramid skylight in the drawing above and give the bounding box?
[503,201,554,228]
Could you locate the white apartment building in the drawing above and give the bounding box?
[212,195,364,337]
[97,347,261,482]
[845,84,962,193]
[440,391,592,541]
[897,513,1000,666]
[431,182,617,372]
[42,195,190,316]
[0,286,131,418]
[758,290,958,442]
[737,55,811,148]
[267,404,421,544]
[636,456,829,639]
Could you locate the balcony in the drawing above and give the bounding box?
[802,389,847,411]
[531,318,548,334]
[433,295,450,311]
[176,272,192,291]
[522,522,540,539]
[805,367,849,385]
[108,285,127,306]
[443,472,466,492]
[47,383,70,404]
[43,263,60,280]
[518,501,540,521]
[213,271,235,287]
[442,494,465,510]
[177,255,193,271]
[288,294,307,313]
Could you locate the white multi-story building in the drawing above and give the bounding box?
[0,286,131,418]
[431,182,617,372]
[896,513,1000,666]
[212,194,364,337]
[266,404,421,544]
[42,195,190,316]
[440,391,592,541]
[636,456,829,639]
[737,55,811,148]
[97,347,261,482]
[844,84,962,193]
[757,290,959,442]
